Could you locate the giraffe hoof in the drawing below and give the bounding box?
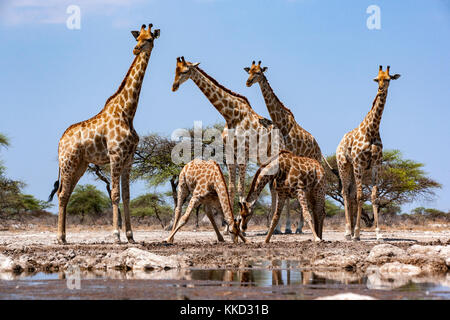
[57,238,67,245]
[352,236,361,241]
[127,238,136,244]
[344,234,352,241]
[295,229,303,234]
[272,229,282,235]
[284,229,293,235]
[161,241,174,246]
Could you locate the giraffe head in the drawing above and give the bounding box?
[238,201,254,232]
[244,60,268,87]
[131,24,160,55]
[229,217,247,243]
[373,65,400,90]
[171,56,200,92]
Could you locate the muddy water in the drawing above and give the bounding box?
[1,261,449,300]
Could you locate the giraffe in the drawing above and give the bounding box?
[336,65,400,241]
[239,150,326,243]
[48,24,160,244]
[171,57,283,230]
[165,159,246,244]
[244,60,337,234]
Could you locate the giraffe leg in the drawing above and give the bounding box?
[272,183,282,234]
[57,161,88,244]
[206,203,225,242]
[295,201,304,234]
[166,195,201,243]
[297,189,321,242]
[223,163,237,235]
[110,159,123,244]
[371,165,382,240]
[313,185,326,240]
[172,179,189,234]
[352,167,364,241]
[338,162,354,240]
[284,200,292,234]
[121,165,134,244]
[265,182,281,235]
[265,195,285,243]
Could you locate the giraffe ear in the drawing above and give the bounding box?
[131,31,140,40]
[390,74,401,80]
[373,77,379,82]
[244,67,250,73]
[153,29,160,39]
[190,62,200,68]
[261,67,268,72]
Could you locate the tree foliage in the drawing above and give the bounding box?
[67,184,111,220]
[129,192,172,227]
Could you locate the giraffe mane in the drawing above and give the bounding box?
[61,54,141,138]
[196,66,252,107]
[262,76,295,118]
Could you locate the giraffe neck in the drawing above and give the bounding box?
[105,51,151,123]
[190,67,250,124]
[258,75,295,136]
[360,88,388,137]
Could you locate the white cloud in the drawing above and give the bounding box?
[0,0,146,26]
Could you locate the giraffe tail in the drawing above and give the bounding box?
[48,169,60,202]
[322,155,342,191]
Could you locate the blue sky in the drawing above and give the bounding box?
[0,0,449,213]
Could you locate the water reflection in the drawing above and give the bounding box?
[1,262,449,298]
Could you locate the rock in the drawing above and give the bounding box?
[313,254,360,270]
[0,254,15,271]
[366,244,406,264]
[118,248,185,270]
[316,293,376,300]
[378,262,421,276]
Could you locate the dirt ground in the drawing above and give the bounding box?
[0,225,449,272]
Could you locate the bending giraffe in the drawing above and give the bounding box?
[165,159,246,244]
[244,60,338,234]
[48,24,160,244]
[336,65,400,241]
[171,57,283,222]
[239,150,326,243]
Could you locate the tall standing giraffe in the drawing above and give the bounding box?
[336,65,400,241]
[244,60,334,234]
[48,24,160,244]
[171,57,283,220]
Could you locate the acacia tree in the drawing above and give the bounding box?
[129,193,172,227]
[67,184,111,222]
[325,149,441,213]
